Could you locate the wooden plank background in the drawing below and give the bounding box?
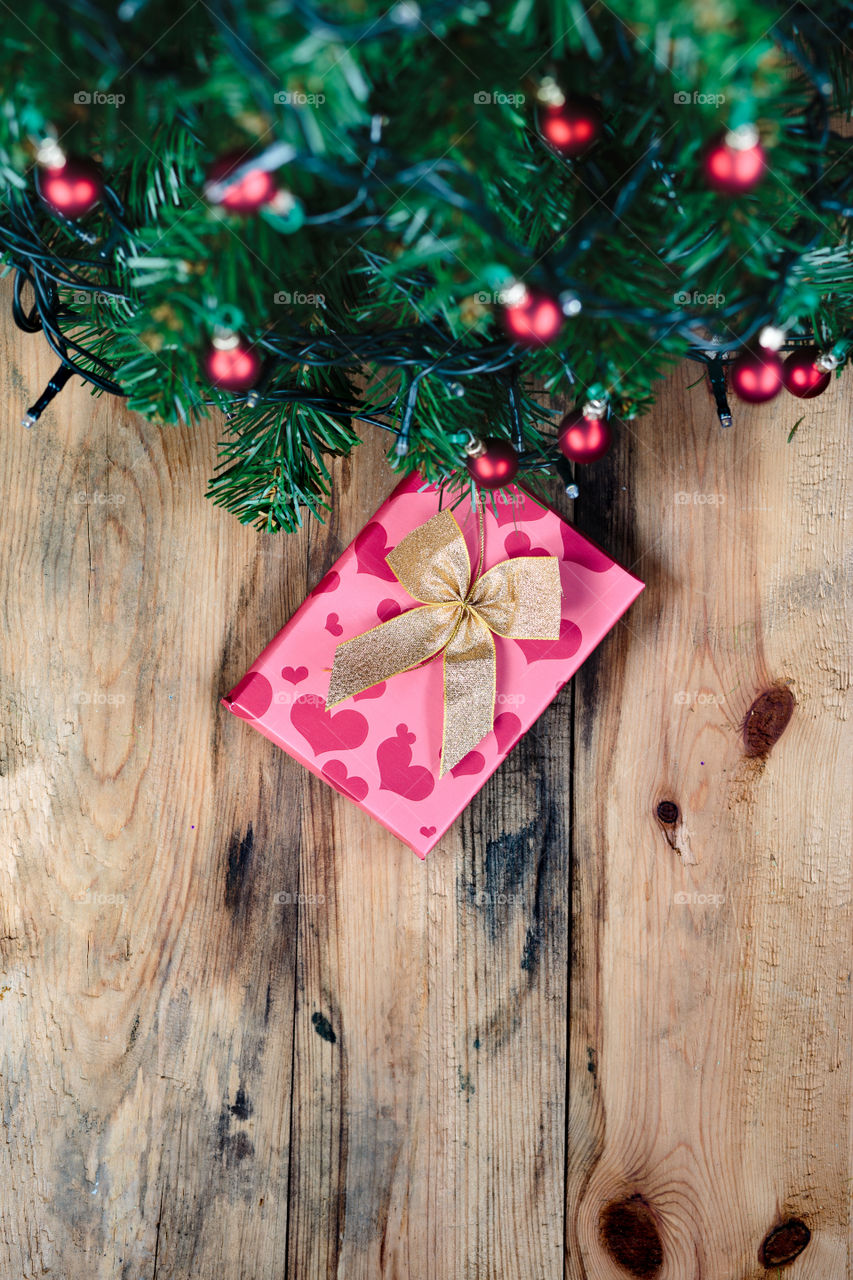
[0,282,849,1280]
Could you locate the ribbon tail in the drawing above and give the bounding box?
[440,613,496,776]
[327,604,458,707]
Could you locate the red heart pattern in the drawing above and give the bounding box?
[325,612,343,636]
[322,759,369,802]
[560,523,614,573]
[224,672,273,721]
[354,523,397,581]
[504,530,549,559]
[489,492,549,527]
[291,693,368,755]
[516,617,582,664]
[377,598,402,622]
[451,751,485,778]
[420,826,437,838]
[281,665,308,684]
[377,724,435,800]
[312,570,340,596]
[493,712,522,754]
[353,682,386,701]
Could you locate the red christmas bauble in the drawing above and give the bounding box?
[730,348,784,403]
[38,158,102,218]
[703,135,765,194]
[206,153,277,213]
[540,100,601,156]
[502,289,563,346]
[204,340,261,391]
[557,410,612,464]
[782,346,831,399]
[465,438,519,489]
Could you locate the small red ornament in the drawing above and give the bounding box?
[540,100,601,156]
[205,153,278,213]
[782,346,831,399]
[38,158,102,218]
[502,288,563,346]
[465,438,519,489]
[730,348,784,403]
[204,335,261,391]
[703,129,765,194]
[557,410,612,464]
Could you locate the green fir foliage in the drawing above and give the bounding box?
[0,0,851,529]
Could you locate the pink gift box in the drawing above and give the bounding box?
[222,474,644,858]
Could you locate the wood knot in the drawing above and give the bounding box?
[311,1011,336,1044]
[759,1218,810,1268]
[743,687,795,758]
[599,1195,663,1278]
[656,800,679,825]
[224,823,254,912]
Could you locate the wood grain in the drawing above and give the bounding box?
[0,288,301,1279]
[0,280,849,1279]
[285,451,570,1279]
[568,364,851,1280]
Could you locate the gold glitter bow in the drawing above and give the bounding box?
[326,504,562,775]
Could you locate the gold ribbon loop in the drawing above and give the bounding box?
[387,507,472,603]
[326,504,562,775]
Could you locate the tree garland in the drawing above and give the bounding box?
[1,0,851,529]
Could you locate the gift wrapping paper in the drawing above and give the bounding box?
[222,473,644,857]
